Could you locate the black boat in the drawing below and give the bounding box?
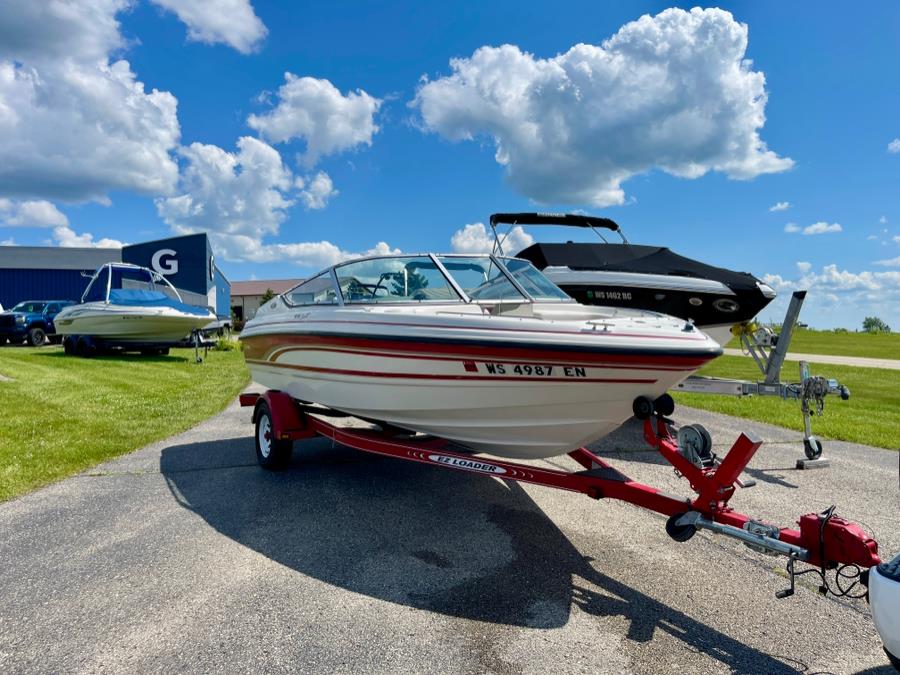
[494,212,776,346]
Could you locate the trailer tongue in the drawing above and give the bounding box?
[239,390,899,669]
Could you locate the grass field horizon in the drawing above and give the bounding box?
[0,346,250,502]
[725,327,900,360]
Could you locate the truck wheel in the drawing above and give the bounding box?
[27,327,47,346]
[255,400,293,470]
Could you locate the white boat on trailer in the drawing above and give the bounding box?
[55,262,215,356]
[240,252,722,460]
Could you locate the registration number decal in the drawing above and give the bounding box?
[481,363,587,378]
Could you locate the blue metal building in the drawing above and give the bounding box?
[0,233,230,320]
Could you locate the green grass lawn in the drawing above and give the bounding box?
[726,327,900,360]
[0,346,250,502]
[674,355,900,450]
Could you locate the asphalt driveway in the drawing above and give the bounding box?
[0,394,897,673]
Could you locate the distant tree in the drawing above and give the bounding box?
[862,316,891,334]
[259,288,276,304]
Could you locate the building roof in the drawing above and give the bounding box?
[231,278,304,297]
[0,245,122,270]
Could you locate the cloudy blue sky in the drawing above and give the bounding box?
[0,1,898,328]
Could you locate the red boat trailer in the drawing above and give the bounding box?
[238,390,881,598]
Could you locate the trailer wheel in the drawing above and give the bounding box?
[666,513,697,542]
[63,336,76,355]
[804,437,823,460]
[255,400,292,470]
[75,336,95,358]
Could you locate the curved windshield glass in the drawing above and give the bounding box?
[436,256,526,303]
[335,256,461,303]
[501,258,572,301]
[285,272,339,306]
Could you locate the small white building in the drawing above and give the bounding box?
[230,279,303,322]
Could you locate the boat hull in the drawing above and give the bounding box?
[55,303,213,344]
[242,330,717,459]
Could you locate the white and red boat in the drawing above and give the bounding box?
[240,253,722,459]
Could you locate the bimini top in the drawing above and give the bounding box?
[279,253,574,308]
[80,263,211,316]
[516,243,764,293]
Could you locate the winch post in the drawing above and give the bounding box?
[764,290,805,384]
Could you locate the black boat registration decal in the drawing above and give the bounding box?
[428,454,506,474]
[482,363,587,377]
[587,289,632,301]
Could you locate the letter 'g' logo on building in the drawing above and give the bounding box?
[151,249,178,276]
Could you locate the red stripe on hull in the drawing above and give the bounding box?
[241,333,717,369]
[247,359,660,384]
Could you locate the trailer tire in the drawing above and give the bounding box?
[255,400,292,470]
[804,437,823,460]
[75,336,95,358]
[63,336,76,355]
[666,513,697,542]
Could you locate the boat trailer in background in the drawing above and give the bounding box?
[238,389,899,669]
[674,290,851,467]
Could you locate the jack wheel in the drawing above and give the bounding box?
[255,400,293,470]
[654,394,675,417]
[804,437,823,461]
[632,396,654,420]
[666,513,697,542]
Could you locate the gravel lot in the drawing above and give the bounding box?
[1,392,897,673]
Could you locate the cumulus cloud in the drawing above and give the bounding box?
[51,225,123,248]
[762,263,900,324]
[796,261,811,273]
[296,171,338,210]
[149,0,267,54]
[880,215,888,224]
[803,221,842,235]
[784,223,800,233]
[888,138,900,154]
[248,74,381,167]
[211,233,399,269]
[451,222,533,254]
[769,201,791,212]
[0,199,68,227]
[0,1,181,203]
[156,136,294,239]
[413,7,792,206]
[156,136,390,268]
[875,256,900,267]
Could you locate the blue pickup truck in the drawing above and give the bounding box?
[0,300,75,346]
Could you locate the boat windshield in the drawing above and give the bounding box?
[335,256,462,304]
[500,258,572,302]
[435,256,527,302]
[82,265,180,303]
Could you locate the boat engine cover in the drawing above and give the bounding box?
[870,553,900,667]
